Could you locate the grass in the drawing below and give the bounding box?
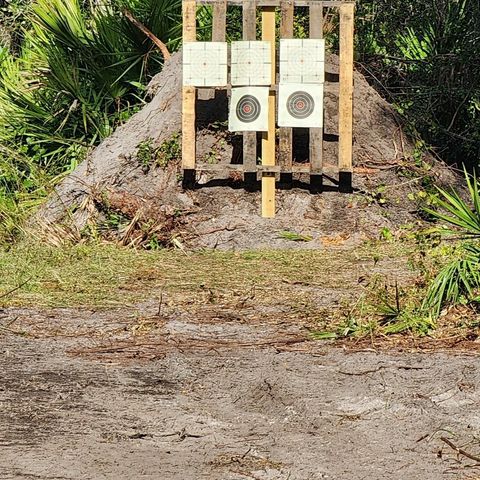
[0,240,404,309]
[0,239,478,346]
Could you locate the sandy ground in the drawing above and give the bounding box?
[1,303,480,480]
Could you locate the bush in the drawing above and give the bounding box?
[356,0,480,168]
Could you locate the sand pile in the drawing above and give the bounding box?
[34,50,457,249]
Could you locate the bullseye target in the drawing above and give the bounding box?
[229,87,269,132]
[236,95,261,123]
[287,91,315,119]
[278,83,324,128]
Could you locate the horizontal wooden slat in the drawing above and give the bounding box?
[198,164,281,173]
[196,163,357,174]
[196,84,339,93]
[197,0,354,6]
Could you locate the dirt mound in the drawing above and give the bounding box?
[34,50,458,249]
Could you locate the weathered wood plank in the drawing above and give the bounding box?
[279,0,294,186]
[199,0,228,100]
[197,164,281,173]
[338,2,354,191]
[212,0,227,41]
[309,1,323,190]
[182,85,197,171]
[242,0,258,180]
[261,6,276,218]
[196,163,365,174]
[182,0,197,184]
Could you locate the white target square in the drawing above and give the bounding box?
[280,39,325,84]
[278,83,324,128]
[231,41,272,86]
[183,42,228,87]
[229,87,269,132]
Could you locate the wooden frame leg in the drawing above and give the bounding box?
[339,3,354,193]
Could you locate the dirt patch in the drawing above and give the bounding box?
[32,51,461,250]
[1,301,480,480]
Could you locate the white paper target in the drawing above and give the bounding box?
[280,39,325,84]
[278,83,324,128]
[183,42,228,87]
[229,87,269,132]
[231,41,272,86]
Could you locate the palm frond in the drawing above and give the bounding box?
[422,243,480,317]
[424,168,480,237]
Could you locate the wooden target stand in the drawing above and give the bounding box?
[182,0,355,218]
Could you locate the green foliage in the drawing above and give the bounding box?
[0,0,186,242]
[136,133,180,172]
[418,170,480,316]
[356,0,480,168]
[156,133,180,168]
[137,138,155,168]
[0,0,32,51]
[423,243,480,317]
[0,146,62,245]
[425,169,480,237]
[0,0,182,171]
[312,281,434,341]
[278,231,313,242]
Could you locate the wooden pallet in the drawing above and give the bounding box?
[182,0,355,217]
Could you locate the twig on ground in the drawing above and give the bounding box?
[440,437,480,463]
[0,277,33,300]
[158,427,204,441]
[339,364,425,376]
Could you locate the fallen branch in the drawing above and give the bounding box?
[123,9,171,60]
[440,437,480,463]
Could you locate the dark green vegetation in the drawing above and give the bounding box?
[356,0,480,167]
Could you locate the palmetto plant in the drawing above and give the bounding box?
[0,0,194,243]
[422,243,480,318]
[423,170,480,316]
[0,0,185,173]
[424,169,480,238]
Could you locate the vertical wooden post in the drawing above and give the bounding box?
[339,3,354,193]
[212,0,227,41]
[182,0,197,187]
[279,0,294,188]
[243,0,258,189]
[199,0,227,100]
[261,7,276,218]
[309,2,323,191]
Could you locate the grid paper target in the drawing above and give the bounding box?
[279,39,325,84]
[183,42,228,87]
[278,83,324,128]
[229,87,269,132]
[231,41,272,86]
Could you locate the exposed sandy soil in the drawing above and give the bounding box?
[33,51,461,250]
[1,298,480,480]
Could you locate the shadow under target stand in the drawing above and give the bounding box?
[182,0,355,218]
